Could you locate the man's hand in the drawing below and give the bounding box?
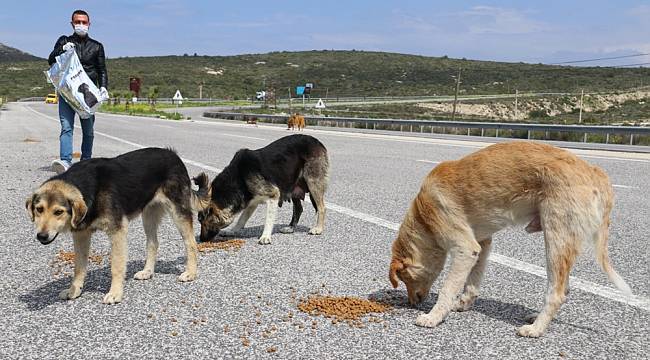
[100,87,109,100]
[62,42,75,51]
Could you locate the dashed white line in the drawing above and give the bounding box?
[26,104,649,311]
[416,159,441,165]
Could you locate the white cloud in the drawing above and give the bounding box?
[461,6,546,35]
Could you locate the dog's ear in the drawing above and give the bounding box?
[389,258,405,288]
[25,194,36,222]
[68,196,88,229]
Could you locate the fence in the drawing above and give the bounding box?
[203,111,650,145]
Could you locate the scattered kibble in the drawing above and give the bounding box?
[197,239,245,253]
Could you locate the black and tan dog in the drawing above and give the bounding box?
[26,148,209,304]
[196,134,329,245]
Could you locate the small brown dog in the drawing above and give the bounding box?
[287,113,305,131]
[244,116,257,126]
[389,141,632,337]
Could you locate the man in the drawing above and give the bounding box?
[48,9,108,174]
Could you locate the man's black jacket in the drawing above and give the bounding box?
[48,34,108,89]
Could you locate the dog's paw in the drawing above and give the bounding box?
[307,227,323,235]
[102,291,123,305]
[178,271,197,282]
[524,312,539,324]
[451,297,475,312]
[517,324,545,338]
[279,226,295,234]
[134,270,153,280]
[220,229,237,237]
[415,313,443,328]
[59,286,82,300]
[258,235,272,245]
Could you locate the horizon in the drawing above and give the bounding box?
[1,1,649,67]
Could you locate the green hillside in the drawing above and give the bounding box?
[1,50,649,101]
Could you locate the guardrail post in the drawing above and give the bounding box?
[410,125,413,132]
[400,125,403,132]
[420,125,423,133]
[527,130,531,139]
[481,128,484,137]
[496,129,499,137]
[630,134,634,145]
[605,133,609,144]
[373,123,376,130]
[583,133,587,143]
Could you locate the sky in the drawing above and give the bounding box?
[1,0,649,66]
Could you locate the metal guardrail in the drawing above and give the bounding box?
[203,111,649,145]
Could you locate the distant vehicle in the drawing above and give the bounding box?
[255,91,266,101]
[45,93,58,104]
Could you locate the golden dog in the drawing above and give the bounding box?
[389,141,632,337]
[288,113,305,131]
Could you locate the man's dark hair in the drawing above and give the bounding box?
[71,10,90,21]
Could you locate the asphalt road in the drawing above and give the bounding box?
[1,102,648,359]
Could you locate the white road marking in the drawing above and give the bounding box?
[217,133,268,141]
[26,104,649,311]
[416,160,441,165]
[579,155,650,163]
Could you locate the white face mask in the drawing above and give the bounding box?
[74,24,89,36]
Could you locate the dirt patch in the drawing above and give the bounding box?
[22,138,41,143]
[197,239,245,253]
[297,295,391,325]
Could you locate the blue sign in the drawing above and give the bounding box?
[296,86,305,96]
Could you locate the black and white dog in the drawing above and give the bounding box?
[196,134,329,245]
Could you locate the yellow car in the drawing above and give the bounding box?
[45,93,58,104]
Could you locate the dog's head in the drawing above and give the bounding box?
[389,228,439,305]
[389,256,436,305]
[25,181,87,245]
[197,202,235,242]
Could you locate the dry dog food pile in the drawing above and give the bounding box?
[297,295,391,324]
[197,239,246,253]
[54,250,103,266]
[51,250,104,278]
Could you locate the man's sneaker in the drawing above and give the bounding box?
[51,160,70,174]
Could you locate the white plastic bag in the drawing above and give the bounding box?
[45,48,108,119]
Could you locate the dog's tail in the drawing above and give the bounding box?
[594,221,632,295]
[593,185,632,295]
[191,172,211,211]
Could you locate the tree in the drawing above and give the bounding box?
[148,86,159,108]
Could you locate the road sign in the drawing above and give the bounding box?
[315,98,326,109]
[296,86,305,96]
[173,90,183,101]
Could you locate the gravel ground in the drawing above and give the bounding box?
[1,102,648,359]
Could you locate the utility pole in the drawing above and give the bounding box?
[288,88,292,112]
[451,68,461,120]
[514,89,518,119]
[578,89,584,123]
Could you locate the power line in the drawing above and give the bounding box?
[612,62,650,68]
[549,53,649,65]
